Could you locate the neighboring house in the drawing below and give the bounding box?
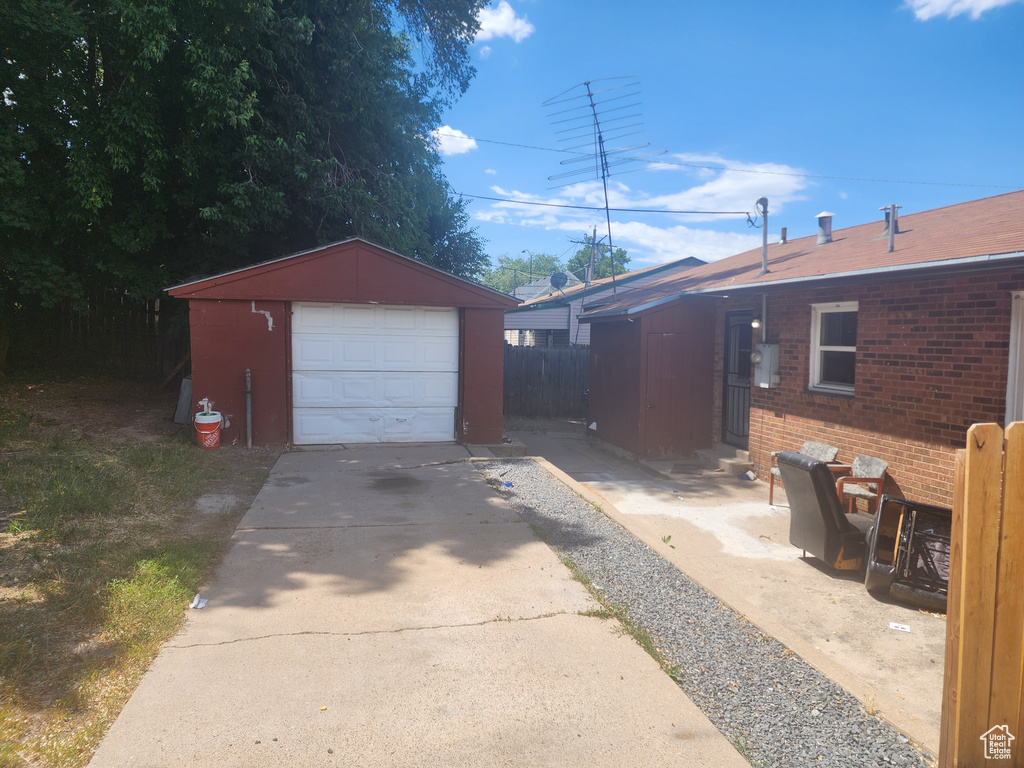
[168,238,517,447]
[579,191,1024,508]
[511,271,583,301]
[504,257,705,347]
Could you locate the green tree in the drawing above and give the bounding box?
[480,253,565,296]
[0,0,488,371]
[566,235,630,281]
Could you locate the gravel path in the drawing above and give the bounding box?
[479,459,932,768]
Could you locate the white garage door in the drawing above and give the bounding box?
[291,303,459,444]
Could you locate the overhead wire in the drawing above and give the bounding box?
[432,130,1022,190]
[454,192,748,215]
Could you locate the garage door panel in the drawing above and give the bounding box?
[422,308,458,332]
[292,408,453,444]
[382,307,417,330]
[293,409,383,444]
[382,409,454,442]
[294,372,456,408]
[292,334,457,372]
[292,338,336,367]
[422,340,458,366]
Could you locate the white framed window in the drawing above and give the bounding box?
[809,301,858,395]
[1006,292,1024,425]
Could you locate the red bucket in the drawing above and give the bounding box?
[194,412,223,450]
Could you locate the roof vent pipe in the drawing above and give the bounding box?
[780,227,788,245]
[880,204,902,253]
[816,212,835,245]
[757,197,769,275]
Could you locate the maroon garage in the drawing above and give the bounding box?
[168,238,517,447]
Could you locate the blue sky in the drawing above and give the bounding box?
[432,0,1024,272]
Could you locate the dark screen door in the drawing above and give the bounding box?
[723,312,752,448]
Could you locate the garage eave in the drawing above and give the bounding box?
[166,238,519,310]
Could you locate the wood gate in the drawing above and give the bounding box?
[503,344,589,418]
[940,422,1024,767]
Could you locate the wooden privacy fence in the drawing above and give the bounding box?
[941,422,1024,767]
[8,292,187,378]
[503,344,589,418]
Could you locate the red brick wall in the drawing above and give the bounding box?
[717,270,1024,507]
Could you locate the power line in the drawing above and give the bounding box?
[434,130,1022,190]
[456,192,748,215]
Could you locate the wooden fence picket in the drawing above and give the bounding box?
[940,422,1024,767]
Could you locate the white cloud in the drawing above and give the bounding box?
[477,1,535,43]
[471,154,813,264]
[639,154,810,221]
[479,45,493,59]
[431,126,478,156]
[485,168,497,175]
[906,0,1023,19]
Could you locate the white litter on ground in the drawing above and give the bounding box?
[586,482,798,561]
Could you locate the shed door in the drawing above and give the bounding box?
[291,303,459,444]
[644,333,685,457]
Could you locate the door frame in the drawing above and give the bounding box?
[722,310,753,449]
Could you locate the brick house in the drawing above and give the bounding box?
[579,191,1024,508]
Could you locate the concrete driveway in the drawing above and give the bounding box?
[88,444,748,768]
[509,423,946,756]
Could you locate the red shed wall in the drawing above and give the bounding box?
[189,299,289,445]
[717,269,1024,508]
[459,308,505,444]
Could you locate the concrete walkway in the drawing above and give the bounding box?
[88,444,748,768]
[508,424,946,757]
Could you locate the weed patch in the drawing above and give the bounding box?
[0,380,276,767]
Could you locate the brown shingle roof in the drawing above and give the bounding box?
[581,190,1024,319]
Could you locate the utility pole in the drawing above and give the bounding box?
[521,249,534,284]
[587,226,597,285]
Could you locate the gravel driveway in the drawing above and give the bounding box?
[479,459,932,768]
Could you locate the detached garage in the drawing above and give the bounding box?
[168,239,517,446]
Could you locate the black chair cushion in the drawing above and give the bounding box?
[778,451,869,569]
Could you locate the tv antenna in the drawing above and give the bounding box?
[543,77,666,297]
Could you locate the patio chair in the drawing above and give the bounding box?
[836,454,888,515]
[864,494,951,611]
[768,440,839,505]
[777,451,872,571]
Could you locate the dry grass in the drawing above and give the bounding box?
[0,377,278,767]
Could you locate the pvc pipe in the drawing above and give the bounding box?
[245,368,252,449]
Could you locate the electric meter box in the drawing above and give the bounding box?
[752,343,780,389]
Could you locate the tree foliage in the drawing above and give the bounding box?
[479,252,566,296]
[566,235,630,281]
[0,0,488,345]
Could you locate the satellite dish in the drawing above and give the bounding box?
[550,272,568,290]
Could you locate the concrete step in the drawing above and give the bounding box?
[696,445,753,476]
